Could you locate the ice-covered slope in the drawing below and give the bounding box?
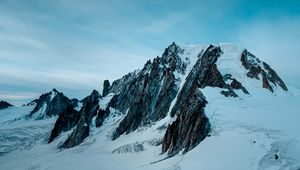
[0,105,56,156]
[0,43,298,170]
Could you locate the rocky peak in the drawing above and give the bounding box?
[102,80,110,97]
[241,49,288,92]
[28,89,75,118]
[109,42,187,140]
[59,90,102,148]
[106,43,288,155]
[0,101,13,110]
[52,88,59,93]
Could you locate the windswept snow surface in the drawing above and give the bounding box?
[0,44,299,170]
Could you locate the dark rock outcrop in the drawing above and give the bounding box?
[48,105,80,143]
[28,89,74,118]
[95,107,110,128]
[241,49,288,92]
[220,74,249,97]
[29,91,52,116]
[102,80,110,97]
[110,43,186,140]
[60,90,100,148]
[162,89,210,154]
[70,98,79,108]
[162,45,221,154]
[0,101,13,110]
[44,91,73,117]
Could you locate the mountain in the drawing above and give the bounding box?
[0,101,13,110]
[47,43,288,154]
[27,88,78,119]
[105,43,287,155]
[0,43,298,170]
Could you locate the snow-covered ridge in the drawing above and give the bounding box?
[0,42,296,170]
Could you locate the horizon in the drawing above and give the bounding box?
[1,0,300,106]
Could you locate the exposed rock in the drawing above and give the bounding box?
[28,89,73,118]
[44,91,73,117]
[110,43,185,140]
[95,107,110,128]
[198,62,226,88]
[221,74,249,96]
[220,89,238,98]
[48,105,80,143]
[162,45,221,154]
[102,80,110,97]
[241,49,288,92]
[60,90,100,148]
[0,101,13,110]
[162,88,210,154]
[29,92,51,116]
[70,98,79,108]
[230,78,249,94]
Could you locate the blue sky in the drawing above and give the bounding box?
[0,0,300,105]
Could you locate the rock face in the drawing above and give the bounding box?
[241,49,288,92]
[162,89,210,154]
[28,89,75,118]
[162,45,221,154]
[59,90,101,148]
[95,107,110,128]
[0,101,13,110]
[102,80,110,97]
[109,43,186,140]
[48,105,80,143]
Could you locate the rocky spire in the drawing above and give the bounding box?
[28,89,76,118]
[102,80,111,97]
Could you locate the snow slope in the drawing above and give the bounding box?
[0,106,56,156]
[0,86,298,170]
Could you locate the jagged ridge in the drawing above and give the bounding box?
[47,42,288,156]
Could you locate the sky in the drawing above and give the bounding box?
[0,0,300,105]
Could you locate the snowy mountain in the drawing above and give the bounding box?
[27,88,78,119]
[0,43,299,170]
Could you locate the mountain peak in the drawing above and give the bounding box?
[0,100,13,110]
[28,89,76,118]
[52,88,58,93]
